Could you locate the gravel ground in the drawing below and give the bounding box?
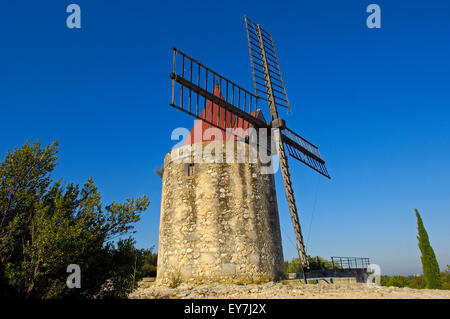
[129,280,450,299]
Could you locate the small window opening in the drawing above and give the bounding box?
[186,163,195,177]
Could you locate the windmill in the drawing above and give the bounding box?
[168,16,330,281]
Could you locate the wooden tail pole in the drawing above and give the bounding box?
[274,129,310,272]
[244,16,331,284]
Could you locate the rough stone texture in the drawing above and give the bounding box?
[157,140,284,285]
[130,281,450,299]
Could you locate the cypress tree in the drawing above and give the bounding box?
[415,209,442,289]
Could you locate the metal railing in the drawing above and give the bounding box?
[331,257,370,270]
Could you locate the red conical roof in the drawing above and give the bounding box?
[183,85,256,146]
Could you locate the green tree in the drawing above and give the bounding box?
[286,258,302,273]
[284,255,338,273]
[0,140,149,298]
[141,247,158,277]
[407,276,426,289]
[442,265,450,290]
[385,276,410,288]
[307,256,337,270]
[415,209,442,289]
[283,261,289,274]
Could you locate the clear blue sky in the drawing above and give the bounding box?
[1,1,449,276]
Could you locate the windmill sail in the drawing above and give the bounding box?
[244,17,331,273]
[281,128,330,178]
[169,16,331,276]
[245,16,291,111]
[170,48,269,144]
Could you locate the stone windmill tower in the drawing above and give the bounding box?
[157,17,330,285]
[157,84,285,284]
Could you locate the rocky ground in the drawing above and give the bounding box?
[129,280,450,299]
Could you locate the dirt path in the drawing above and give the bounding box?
[129,281,450,299]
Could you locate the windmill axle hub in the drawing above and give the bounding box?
[270,118,286,130]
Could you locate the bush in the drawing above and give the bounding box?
[382,276,411,288]
[381,272,449,290]
[284,256,340,273]
[0,140,150,298]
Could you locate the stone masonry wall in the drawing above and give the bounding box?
[156,140,284,285]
